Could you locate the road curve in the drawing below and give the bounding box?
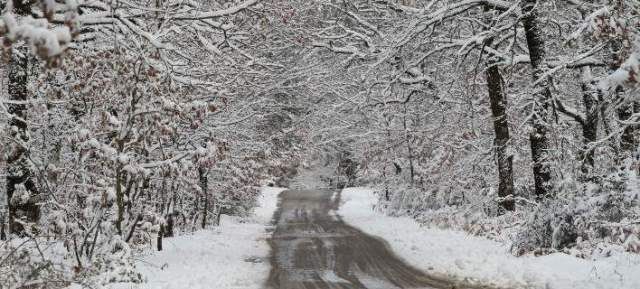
[265,189,474,289]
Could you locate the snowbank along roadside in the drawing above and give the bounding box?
[338,187,640,289]
[104,186,286,289]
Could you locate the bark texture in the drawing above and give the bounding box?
[486,63,515,211]
[521,0,553,199]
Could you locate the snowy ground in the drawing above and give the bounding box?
[338,187,640,289]
[106,186,285,289]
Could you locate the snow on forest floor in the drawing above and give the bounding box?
[338,187,640,289]
[106,186,285,289]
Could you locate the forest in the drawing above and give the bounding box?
[1,0,640,289]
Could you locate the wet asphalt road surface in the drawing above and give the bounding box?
[265,190,475,289]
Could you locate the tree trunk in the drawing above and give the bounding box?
[6,45,40,236]
[157,224,164,251]
[114,138,128,236]
[486,63,515,212]
[1,214,6,240]
[199,167,208,229]
[520,0,553,199]
[580,67,599,175]
[213,204,222,226]
[617,99,636,156]
[164,213,174,237]
[402,104,415,185]
[483,6,515,212]
[115,165,124,236]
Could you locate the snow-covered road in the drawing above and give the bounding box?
[265,189,464,289]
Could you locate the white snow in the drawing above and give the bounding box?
[107,186,286,289]
[338,187,640,289]
[253,186,286,224]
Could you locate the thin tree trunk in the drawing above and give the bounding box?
[115,165,124,235]
[202,196,208,229]
[0,215,6,240]
[199,167,208,229]
[580,67,599,175]
[213,201,221,226]
[114,139,127,236]
[617,98,636,155]
[402,104,415,185]
[520,0,553,199]
[157,224,164,251]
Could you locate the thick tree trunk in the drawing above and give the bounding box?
[486,63,515,212]
[6,45,40,235]
[483,6,515,212]
[520,0,553,199]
